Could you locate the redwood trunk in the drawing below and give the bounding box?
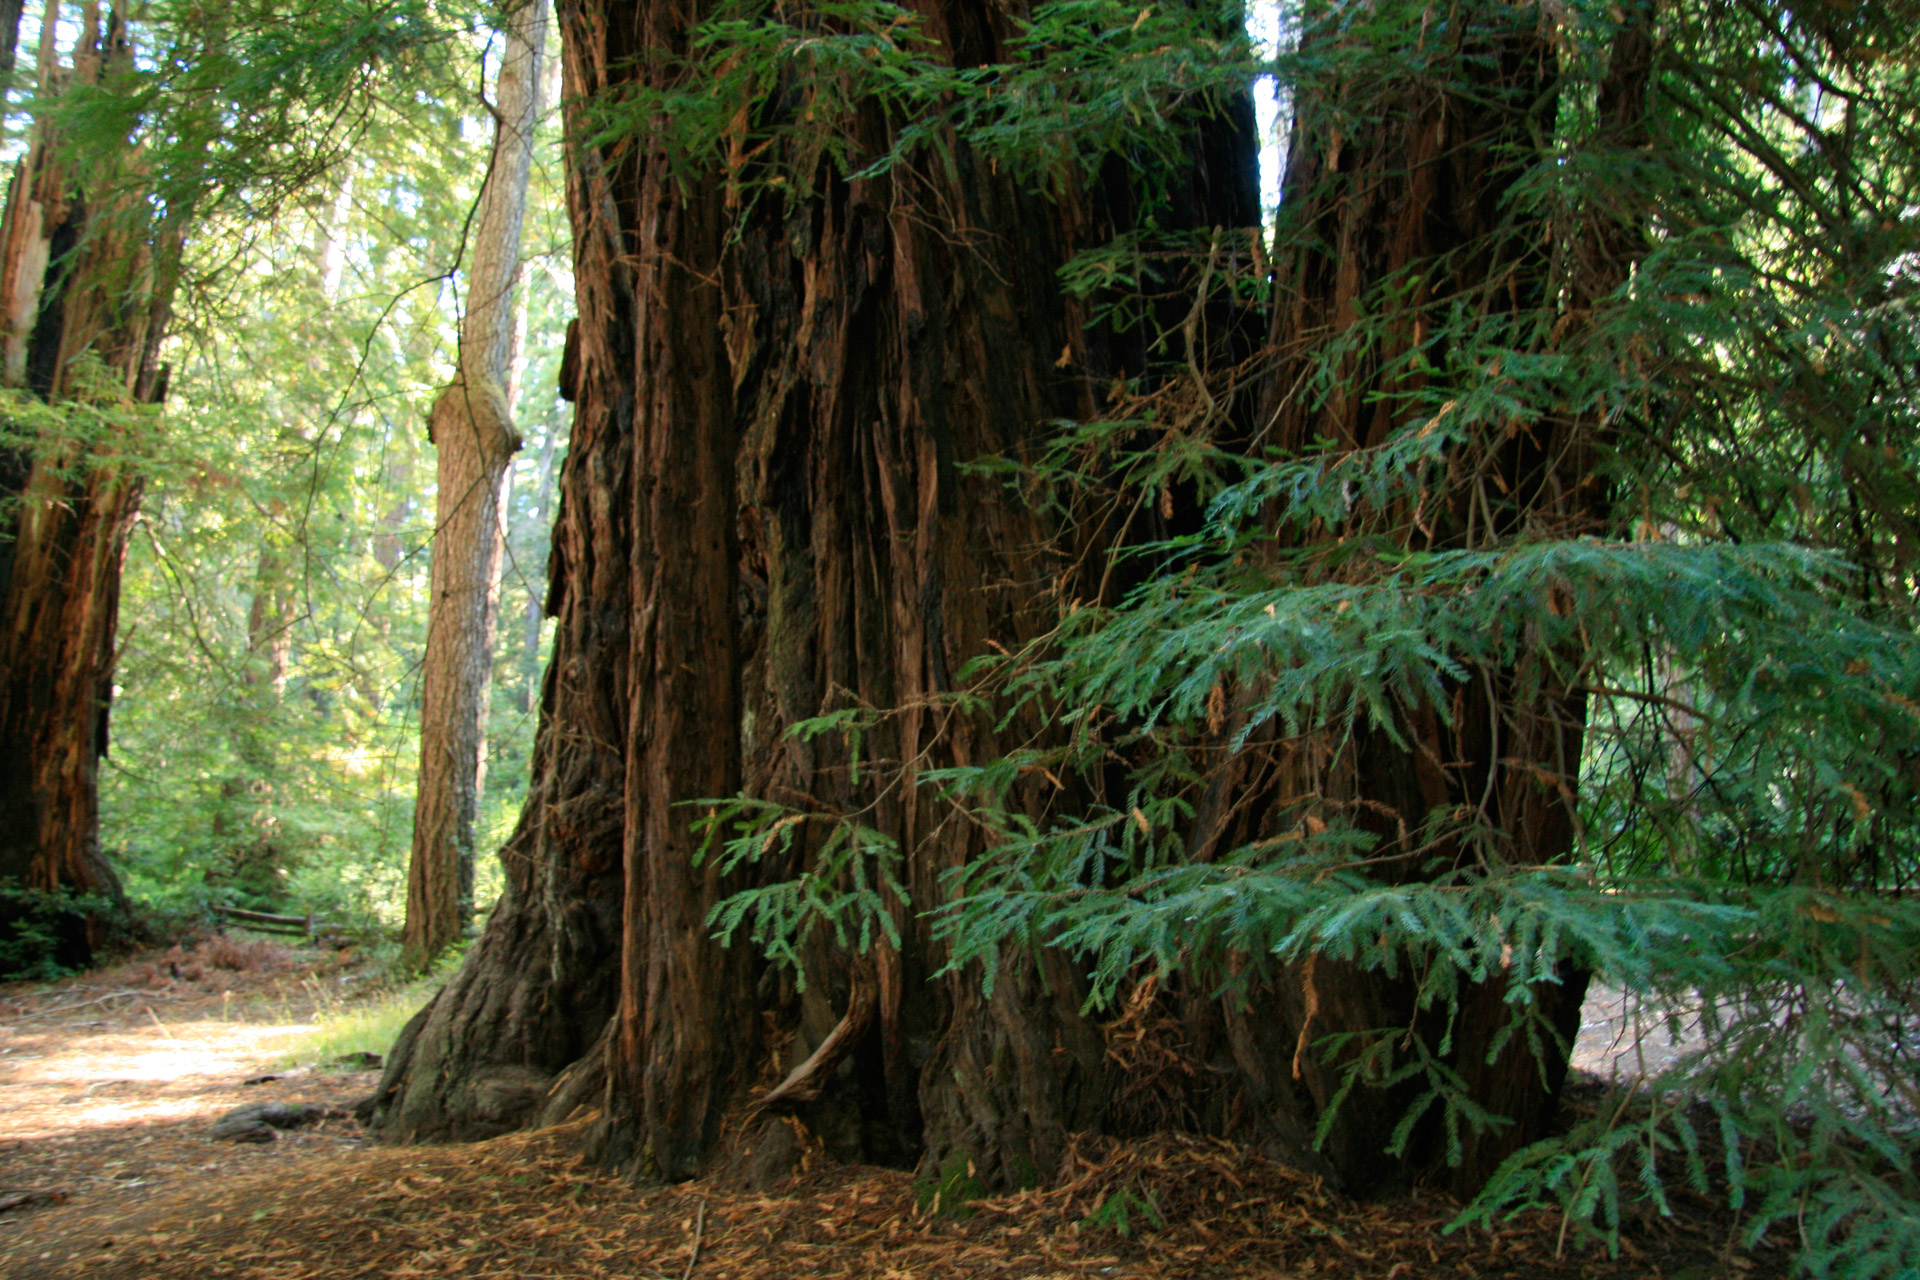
[372,0,1254,1178]
[1250,3,1583,1195]
[370,0,1623,1201]
[1184,0,1655,1195]
[0,0,176,965]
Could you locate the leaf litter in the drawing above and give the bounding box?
[1,947,1790,1280]
[0,1118,1790,1280]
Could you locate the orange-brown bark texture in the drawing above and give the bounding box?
[367,0,1626,1200]
[0,3,176,965]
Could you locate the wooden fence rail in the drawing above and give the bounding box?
[211,905,344,940]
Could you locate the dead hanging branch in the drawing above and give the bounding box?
[751,969,875,1111]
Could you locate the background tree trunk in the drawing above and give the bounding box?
[0,0,179,965]
[207,542,294,900]
[403,0,548,970]
[0,0,23,79]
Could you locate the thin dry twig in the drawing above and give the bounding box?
[144,1005,177,1042]
[0,1189,69,1213]
[2,990,146,1024]
[681,1198,706,1280]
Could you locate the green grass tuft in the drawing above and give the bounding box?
[272,976,439,1069]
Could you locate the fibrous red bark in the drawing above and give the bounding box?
[369,0,1254,1176]
[369,0,1629,1200]
[1181,0,1656,1194]
[0,0,178,965]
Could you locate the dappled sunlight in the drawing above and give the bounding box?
[0,948,385,1277]
[2,1002,336,1142]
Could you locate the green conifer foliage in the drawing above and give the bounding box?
[684,0,1920,1265]
[100,14,576,928]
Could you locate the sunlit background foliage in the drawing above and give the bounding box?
[41,1,581,927]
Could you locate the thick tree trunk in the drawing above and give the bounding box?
[403,0,548,970]
[1177,0,1656,1196]
[373,0,1630,1202]
[362,222,631,1143]
[0,0,176,966]
[373,0,1254,1179]
[0,456,139,923]
[1247,2,1582,1196]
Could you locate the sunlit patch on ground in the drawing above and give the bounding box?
[1,1006,343,1138]
[0,941,384,1270]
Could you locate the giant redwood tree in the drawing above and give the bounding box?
[361,0,1669,1199]
[1141,1,1657,1191]
[368,0,1253,1173]
[0,0,180,961]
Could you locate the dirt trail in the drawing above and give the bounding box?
[0,940,384,1273]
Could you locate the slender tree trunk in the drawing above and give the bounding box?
[0,0,179,966]
[403,0,548,970]
[210,543,294,899]
[315,166,355,300]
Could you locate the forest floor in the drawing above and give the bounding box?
[0,941,1788,1280]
